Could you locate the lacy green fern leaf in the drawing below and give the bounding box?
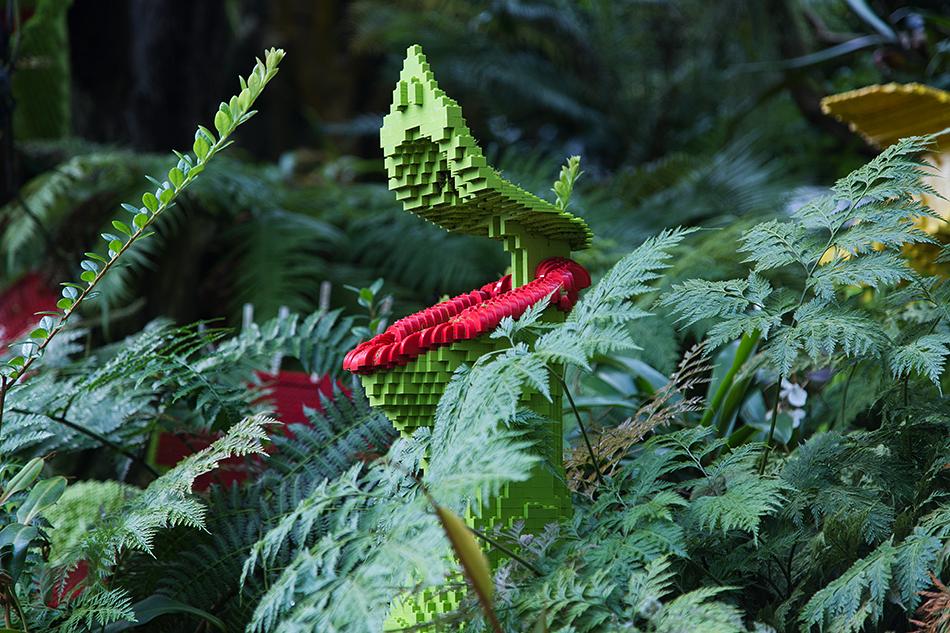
[71,416,267,580]
[58,587,136,633]
[662,134,939,379]
[887,333,950,387]
[894,527,943,613]
[651,586,747,633]
[685,444,790,545]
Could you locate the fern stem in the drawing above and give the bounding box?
[838,364,857,430]
[465,524,543,577]
[0,375,6,440]
[553,371,605,488]
[2,588,11,629]
[9,407,159,478]
[758,380,782,475]
[6,585,29,633]
[785,541,797,600]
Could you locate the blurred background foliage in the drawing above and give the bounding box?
[2,0,950,339]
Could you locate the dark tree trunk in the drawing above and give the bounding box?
[127,0,227,152]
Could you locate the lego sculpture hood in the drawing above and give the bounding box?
[382,44,592,251]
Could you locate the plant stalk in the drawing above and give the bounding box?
[700,330,759,430]
[553,371,605,488]
[759,380,782,475]
[10,408,159,478]
[466,524,542,577]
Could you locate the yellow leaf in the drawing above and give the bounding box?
[435,505,493,604]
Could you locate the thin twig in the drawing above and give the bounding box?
[759,381,782,476]
[465,524,542,577]
[553,371,605,488]
[9,407,159,478]
[0,374,7,439]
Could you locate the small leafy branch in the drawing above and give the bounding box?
[0,48,285,432]
[553,155,582,211]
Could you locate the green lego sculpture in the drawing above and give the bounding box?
[343,45,593,627]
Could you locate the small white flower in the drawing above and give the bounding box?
[790,408,806,429]
[780,378,807,408]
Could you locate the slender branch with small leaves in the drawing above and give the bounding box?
[0,48,285,435]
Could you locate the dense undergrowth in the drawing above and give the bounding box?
[5,48,950,633]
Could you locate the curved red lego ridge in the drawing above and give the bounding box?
[343,257,591,375]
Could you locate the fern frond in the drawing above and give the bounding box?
[244,440,449,633]
[266,385,396,481]
[566,343,710,491]
[281,309,363,378]
[661,134,940,380]
[224,209,343,321]
[651,585,746,632]
[808,251,916,299]
[58,587,136,633]
[828,136,937,207]
[740,219,809,272]
[427,351,544,503]
[801,526,940,633]
[685,444,790,545]
[800,539,895,633]
[826,218,935,256]
[887,333,950,388]
[894,527,943,614]
[527,227,699,377]
[71,415,267,580]
[789,301,888,360]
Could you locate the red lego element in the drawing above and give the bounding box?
[343,257,591,375]
[151,371,350,491]
[0,272,59,353]
[256,370,350,425]
[47,560,89,608]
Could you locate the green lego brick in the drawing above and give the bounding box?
[381,45,592,258]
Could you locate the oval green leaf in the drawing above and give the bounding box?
[0,523,40,583]
[214,109,231,137]
[17,476,67,525]
[0,458,44,504]
[142,191,159,212]
[193,136,210,160]
[168,167,185,189]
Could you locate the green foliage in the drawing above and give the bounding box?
[660,135,942,379]
[7,43,950,633]
[0,48,285,381]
